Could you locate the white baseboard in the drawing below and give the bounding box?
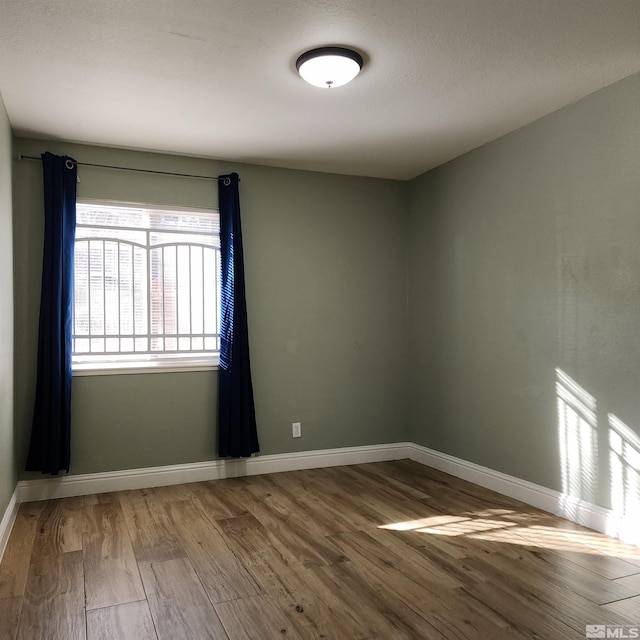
[10,441,638,548]
[407,443,640,547]
[17,442,412,503]
[0,486,19,565]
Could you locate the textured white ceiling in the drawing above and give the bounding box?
[1,0,639,180]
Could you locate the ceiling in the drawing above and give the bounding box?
[1,1,639,181]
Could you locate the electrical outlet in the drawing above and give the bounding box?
[292,422,301,438]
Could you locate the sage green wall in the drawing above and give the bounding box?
[0,92,15,516]
[408,72,640,512]
[13,138,408,477]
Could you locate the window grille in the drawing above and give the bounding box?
[73,200,220,371]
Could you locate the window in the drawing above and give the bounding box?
[72,200,220,374]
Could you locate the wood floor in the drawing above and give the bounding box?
[1,460,639,639]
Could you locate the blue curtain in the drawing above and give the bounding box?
[218,173,260,457]
[26,152,77,475]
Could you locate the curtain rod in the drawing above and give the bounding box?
[16,154,231,184]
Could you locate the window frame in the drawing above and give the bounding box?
[72,198,220,376]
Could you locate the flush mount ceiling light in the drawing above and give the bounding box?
[296,46,364,89]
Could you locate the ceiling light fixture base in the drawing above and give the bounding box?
[296,46,364,89]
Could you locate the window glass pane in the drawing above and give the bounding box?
[104,242,119,335]
[74,241,89,335]
[76,227,146,245]
[147,210,219,234]
[203,249,217,334]
[89,241,104,336]
[190,246,204,335]
[73,200,220,371]
[162,245,177,335]
[150,231,217,248]
[118,243,134,335]
[77,205,142,228]
[177,245,191,334]
[133,246,147,334]
[75,338,90,353]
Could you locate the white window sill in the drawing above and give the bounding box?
[73,357,220,377]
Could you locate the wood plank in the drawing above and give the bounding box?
[0,596,22,640]
[463,546,638,632]
[304,466,409,521]
[118,490,186,563]
[392,459,533,514]
[331,529,464,591]
[379,528,492,587]
[344,461,434,501]
[387,459,467,497]
[285,467,392,531]
[397,500,640,584]
[583,539,640,570]
[517,539,640,581]
[146,482,210,504]
[0,502,44,598]
[83,502,146,610]
[242,473,338,538]
[495,544,637,605]
[164,499,262,603]
[30,497,89,557]
[215,594,303,639]
[86,600,157,640]
[223,480,347,568]
[267,470,360,535]
[200,478,254,519]
[217,515,367,640]
[613,572,640,594]
[327,530,528,640]
[268,470,372,533]
[142,557,228,640]
[391,495,638,603]
[460,580,587,639]
[16,551,85,640]
[310,560,445,639]
[367,526,480,586]
[601,594,640,620]
[330,465,441,524]
[490,517,640,580]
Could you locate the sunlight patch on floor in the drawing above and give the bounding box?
[379,511,640,561]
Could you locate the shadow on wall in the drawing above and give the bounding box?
[555,368,639,542]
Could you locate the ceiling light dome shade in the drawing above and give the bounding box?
[296,47,363,88]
